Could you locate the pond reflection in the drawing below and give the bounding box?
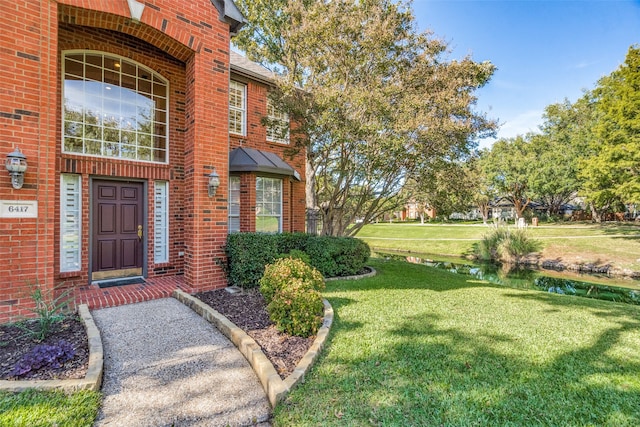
[380,252,640,306]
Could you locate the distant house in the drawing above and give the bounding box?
[0,0,305,322]
[396,200,436,222]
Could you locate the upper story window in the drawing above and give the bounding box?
[229,80,246,135]
[266,98,289,144]
[62,51,169,163]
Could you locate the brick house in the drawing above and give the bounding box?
[0,0,306,322]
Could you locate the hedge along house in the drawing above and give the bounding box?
[0,0,306,323]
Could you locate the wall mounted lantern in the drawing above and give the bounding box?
[208,168,220,197]
[5,147,27,190]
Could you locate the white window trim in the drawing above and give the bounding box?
[266,98,290,144]
[154,180,169,263]
[228,176,240,233]
[256,177,282,233]
[61,50,170,164]
[60,174,82,272]
[229,80,247,136]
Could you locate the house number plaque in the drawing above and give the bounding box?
[0,200,38,218]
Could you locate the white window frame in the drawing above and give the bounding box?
[62,50,170,163]
[154,180,169,264]
[256,177,282,233]
[266,98,290,144]
[229,80,246,136]
[60,174,82,272]
[228,176,241,233]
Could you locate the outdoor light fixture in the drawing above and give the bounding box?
[208,168,220,197]
[5,147,27,190]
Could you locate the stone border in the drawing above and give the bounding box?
[0,304,104,393]
[173,289,333,407]
[325,266,377,281]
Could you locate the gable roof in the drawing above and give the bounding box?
[230,51,276,84]
[229,147,301,181]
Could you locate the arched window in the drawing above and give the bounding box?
[62,51,168,163]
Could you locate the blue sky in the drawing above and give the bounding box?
[411,0,640,148]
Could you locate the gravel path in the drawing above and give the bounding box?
[92,298,271,426]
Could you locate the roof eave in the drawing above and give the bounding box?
[211,0,247,36]
[230,64,275,86]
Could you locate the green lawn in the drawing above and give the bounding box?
[356,222,640,271]
[273,258,640,426]
[0,389,100,427]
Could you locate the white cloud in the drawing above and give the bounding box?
[497,110,543,139]
[478,109,543,149]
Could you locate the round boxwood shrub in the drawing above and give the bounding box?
[259,257,325,304]
[266,281,324,337]
[259,257,325,337]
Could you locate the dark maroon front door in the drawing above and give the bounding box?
[91,180,144,281]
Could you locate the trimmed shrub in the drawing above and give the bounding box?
[277,249,311,265]
[226,232,370,287]
[260,258,326,337]
[275,232,312,255]
[305,236,370,277]
[225,233,278,288]
[267,283,324,337]
[259,257,325,305]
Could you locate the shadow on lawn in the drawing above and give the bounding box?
[316,313,640,425]
[318,265,640,425]
[598,224,640,241]
[381,301,640,425]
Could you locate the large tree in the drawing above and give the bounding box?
[234,0,497,236]
[403,158,479,222]
[527,99,590,215]
[579,45,640,220]
[468,153,496,224]
[483,136,535,219]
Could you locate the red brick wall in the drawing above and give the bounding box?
[0,0,234,322]
[0,0,59,322]
[56,24,187,289]
[229,77,307,233]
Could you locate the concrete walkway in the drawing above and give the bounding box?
[91,298,272,427]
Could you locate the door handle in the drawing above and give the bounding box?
[138,225,143,240]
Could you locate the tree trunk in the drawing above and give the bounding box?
[513,198,530,219]
[478,202,489,225]
[590,202,603,223]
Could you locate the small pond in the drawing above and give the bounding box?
[377,252,640,306]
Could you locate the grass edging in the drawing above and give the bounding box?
[0,304,104,393]
[172,289,334,407]
[325,266,377,282]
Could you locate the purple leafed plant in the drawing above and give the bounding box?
[10,340,76,378]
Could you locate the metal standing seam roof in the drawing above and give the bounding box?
[229,147,301,181]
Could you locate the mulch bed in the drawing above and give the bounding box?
[195,288,314,379]
[0,288,314,382]
[0,316,89,381]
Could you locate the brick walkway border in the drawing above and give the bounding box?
[174,289,334,407]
